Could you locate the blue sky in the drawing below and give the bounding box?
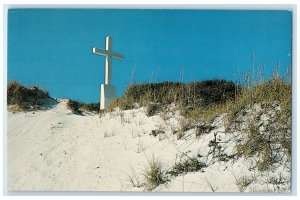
[8,9,292,103]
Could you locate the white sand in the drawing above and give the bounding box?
[7,100,290,192]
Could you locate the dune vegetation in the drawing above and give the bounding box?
[7,67,292,192]
[7,81,51,110]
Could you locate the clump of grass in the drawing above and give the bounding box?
[67,100,82,114]
[125,168,144,188]
[266,173,287,186]
[236,122,264,158]
[109,97,135,110]
[150,129,165,137]
[143,157,167,191]
[196,123,216,137]
[7,81,50,110]
[167,156,206,177]
[80,102,100,113]
[146,103,160,116]
[234,174,255,192]
[176,119,193,139]
[66,99,100,114]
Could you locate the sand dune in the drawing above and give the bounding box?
[7,99,290,192]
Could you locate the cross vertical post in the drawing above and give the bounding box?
[92,36,124,110]
[105,36,112,85]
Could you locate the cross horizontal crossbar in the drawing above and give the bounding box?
[93,47,124,60]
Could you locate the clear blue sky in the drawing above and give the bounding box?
[8,9,292,103]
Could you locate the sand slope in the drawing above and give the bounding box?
[7,100,290,192]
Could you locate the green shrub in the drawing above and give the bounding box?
[167,156,206,177]
[188,79,239,107]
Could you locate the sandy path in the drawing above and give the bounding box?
[8,101,179,191]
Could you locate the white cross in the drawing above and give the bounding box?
[93,36,124,85]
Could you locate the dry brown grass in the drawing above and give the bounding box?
[143,156,167,191]
[7,81,50,111]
